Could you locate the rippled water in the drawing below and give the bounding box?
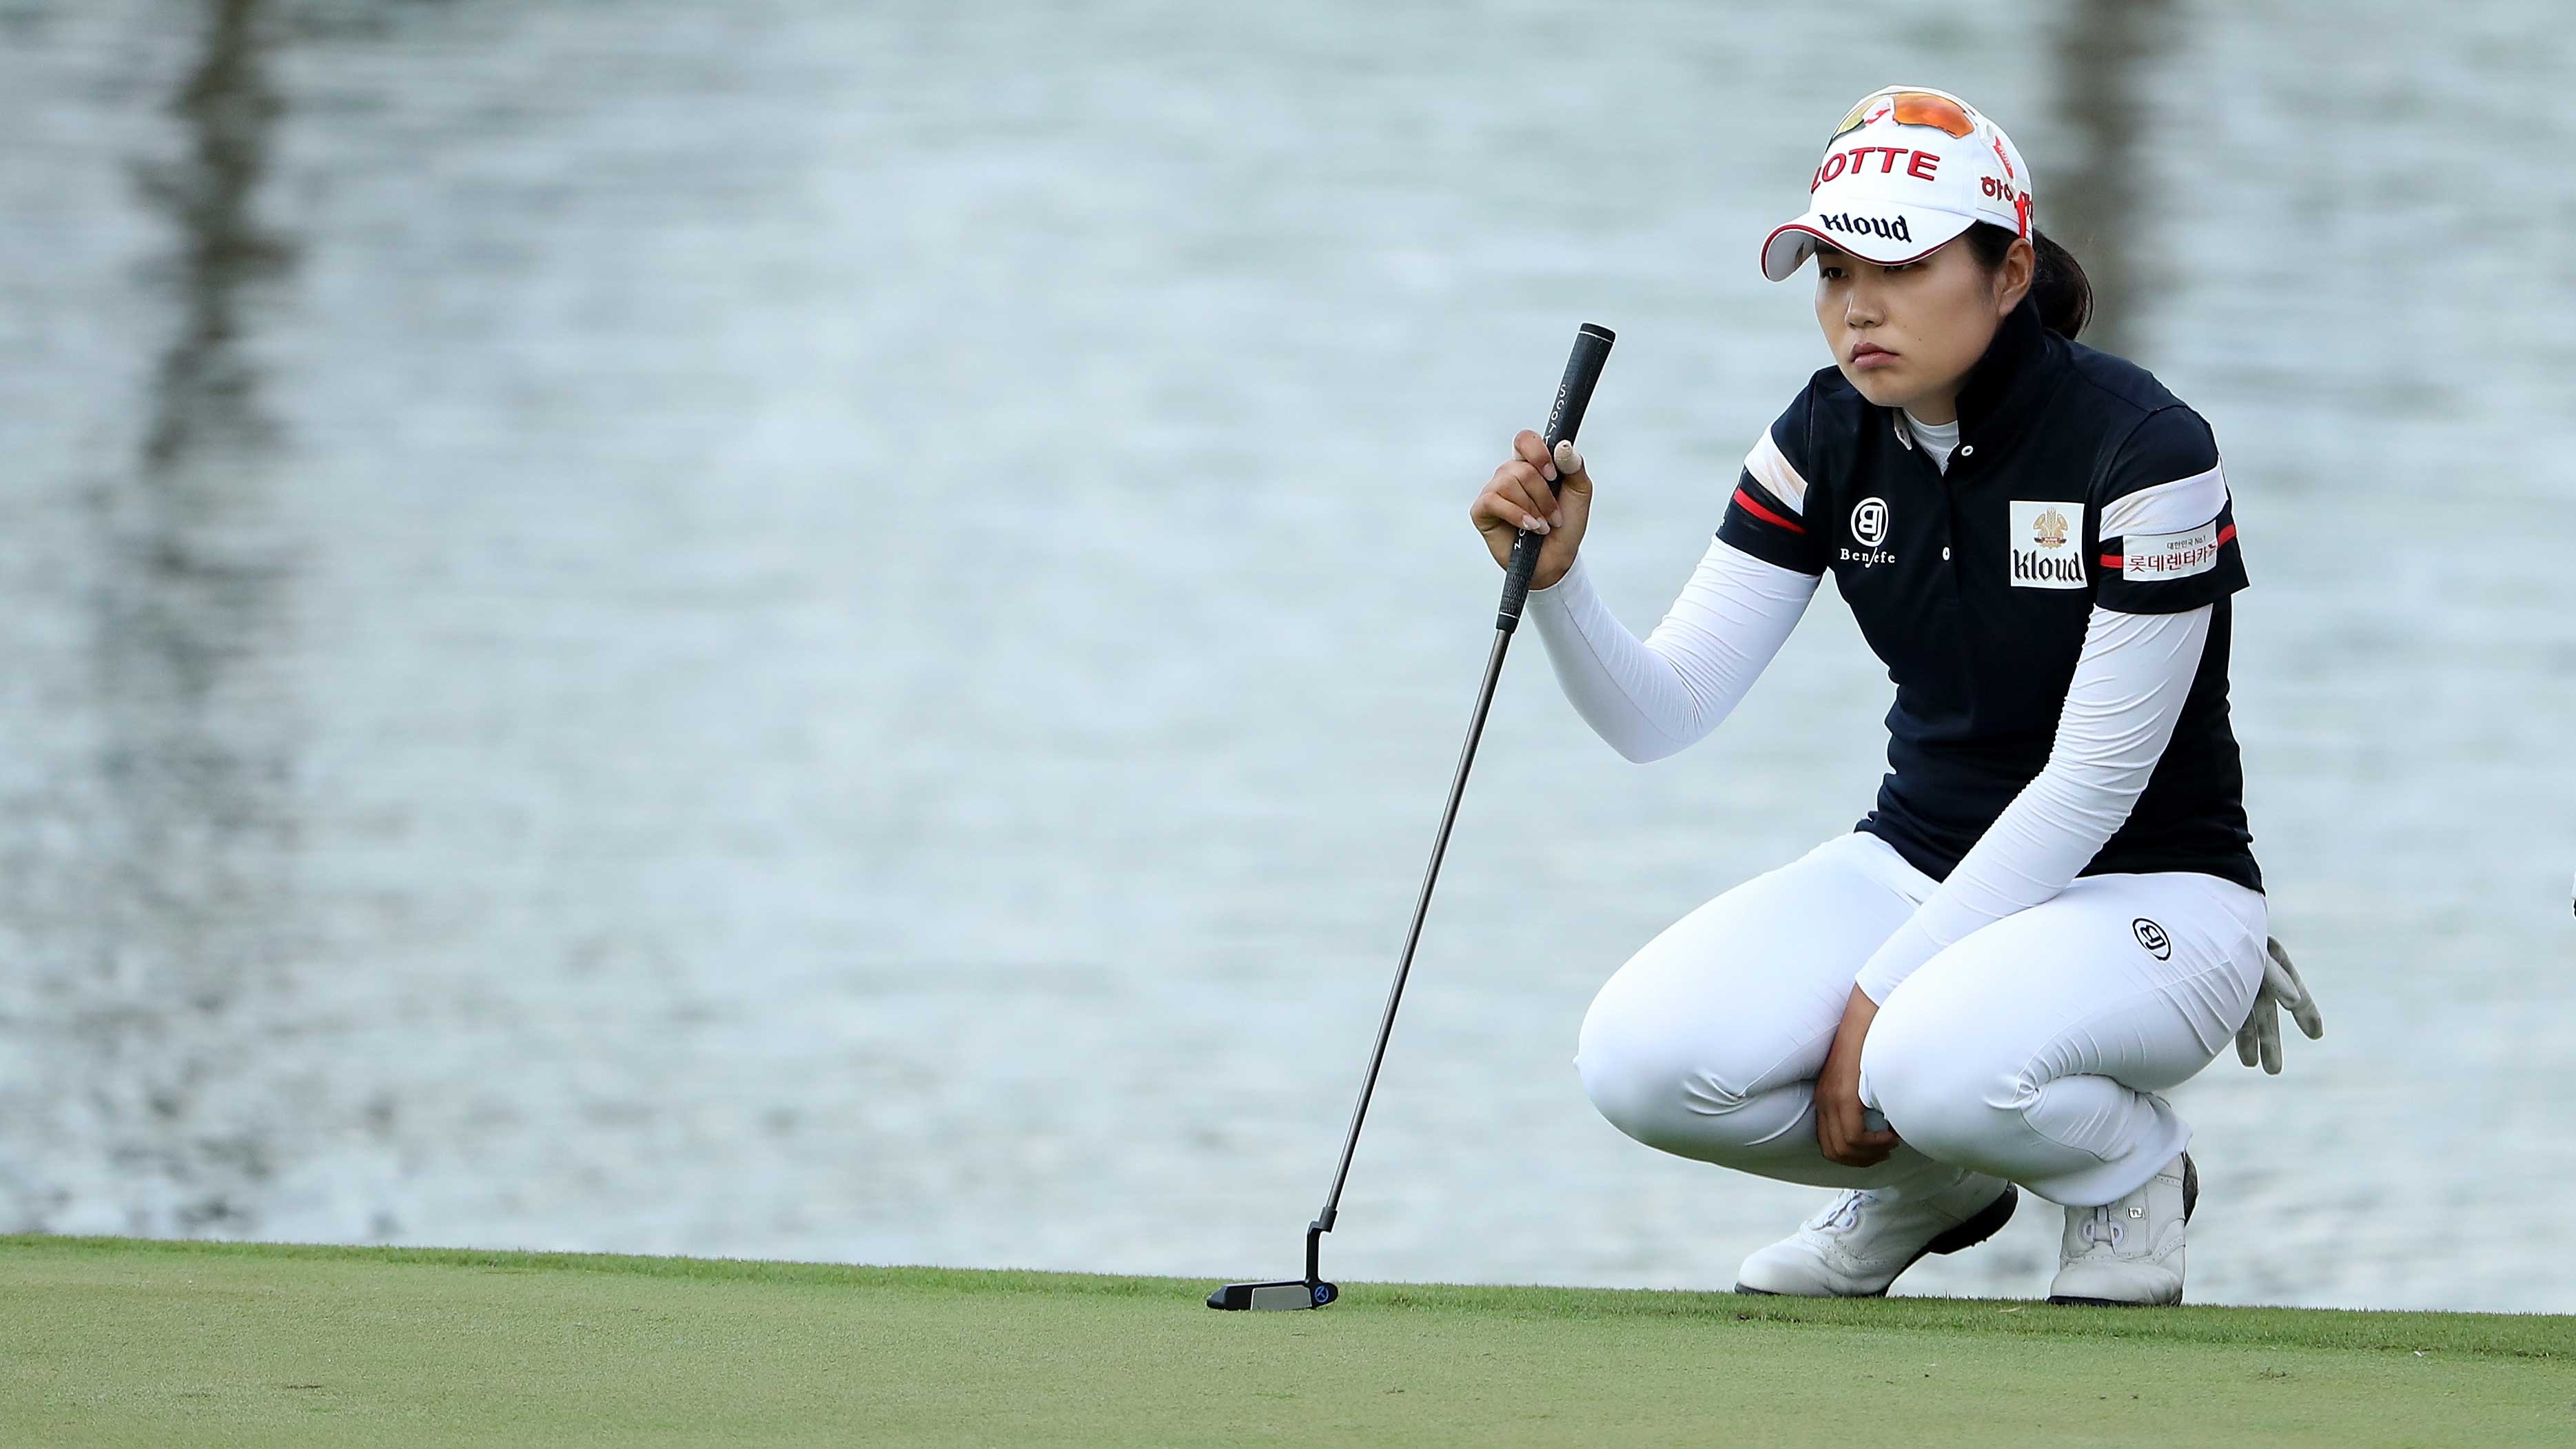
[2,0,2570,1312]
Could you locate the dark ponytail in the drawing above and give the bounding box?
[1966,223,2091,341]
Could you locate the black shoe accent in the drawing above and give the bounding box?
[1922,1185,2020,1257]
[2045,1294,2145,1308]
[1730,1185,2019,1299]
[1876,1184,2021,1296]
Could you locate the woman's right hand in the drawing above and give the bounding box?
[1470,430,1593,591]
[1817,986,1901,1168]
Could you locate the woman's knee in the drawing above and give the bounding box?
[1573,846,1903,1155]
[1575,972,1778,1152]
[1576,981,1695,1140]
[1861,993,2035,1159]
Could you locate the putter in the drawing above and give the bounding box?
[1209,323,1615,1312]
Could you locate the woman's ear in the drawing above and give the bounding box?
[1996,236,2036,315]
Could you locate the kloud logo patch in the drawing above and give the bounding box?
[2007,499,2085,589]
[1818,211,1914,243]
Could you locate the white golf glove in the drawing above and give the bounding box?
[2236,935,2323,1075]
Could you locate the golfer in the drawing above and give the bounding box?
[1469,86,2320,1304]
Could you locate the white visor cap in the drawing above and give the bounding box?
[1761,85,2034,282]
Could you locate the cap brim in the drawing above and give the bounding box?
[1760,207,1976,281]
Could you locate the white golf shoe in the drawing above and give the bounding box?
[1735,1173,2018,1297]
[2047,1152,2198,1306]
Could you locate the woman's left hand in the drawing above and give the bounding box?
[2235,935,2323,1074]
[1816,986,1900,1166]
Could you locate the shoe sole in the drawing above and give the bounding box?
[2044,1295,2171,1307]
[2044,1153,2198,1308]
[1734,1185,2021,1298]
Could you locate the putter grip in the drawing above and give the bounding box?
[1495,323,1615,632]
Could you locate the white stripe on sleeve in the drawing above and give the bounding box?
[2098,460,2227,538]
[1744,430,1812,514]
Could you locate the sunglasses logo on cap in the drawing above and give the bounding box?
[1832,90,1979,143]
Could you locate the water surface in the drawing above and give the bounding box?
[1,0,2570,1310]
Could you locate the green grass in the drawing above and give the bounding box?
[3,1236,2571,1446]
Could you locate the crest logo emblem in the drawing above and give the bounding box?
[1850,497,1890,548]
[2007,500,2086,589]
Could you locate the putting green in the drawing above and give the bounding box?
[3,1236,2570,1446]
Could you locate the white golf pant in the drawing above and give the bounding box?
[1574,831,2269,1207]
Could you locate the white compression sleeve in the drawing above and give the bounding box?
[1854,603,2216,1002]
[1522,539,1819,764]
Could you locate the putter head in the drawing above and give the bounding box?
[1206,1279,1337,1311]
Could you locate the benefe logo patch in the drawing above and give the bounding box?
[1850,496,1889,547]
[1838,496,1894,568]
[2123,519,2221,580]
[2007,500,2085,589]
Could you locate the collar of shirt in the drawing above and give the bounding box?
[1888,295,2058,460]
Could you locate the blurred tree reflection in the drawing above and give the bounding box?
[2049,0,2172,358]
[81,0,303,1236]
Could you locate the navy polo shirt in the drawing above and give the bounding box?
[1718,297,2261,893]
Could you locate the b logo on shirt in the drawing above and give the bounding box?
[2007,500,2086,589]
[2132,918,2171,960]
[1850,497,1890,547]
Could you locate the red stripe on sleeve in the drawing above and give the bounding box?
[2098,554,2123,567]
[1731,486,1806,535]
[2216,522,2237,545]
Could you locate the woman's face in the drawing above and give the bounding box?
[1811,236,2031,421]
